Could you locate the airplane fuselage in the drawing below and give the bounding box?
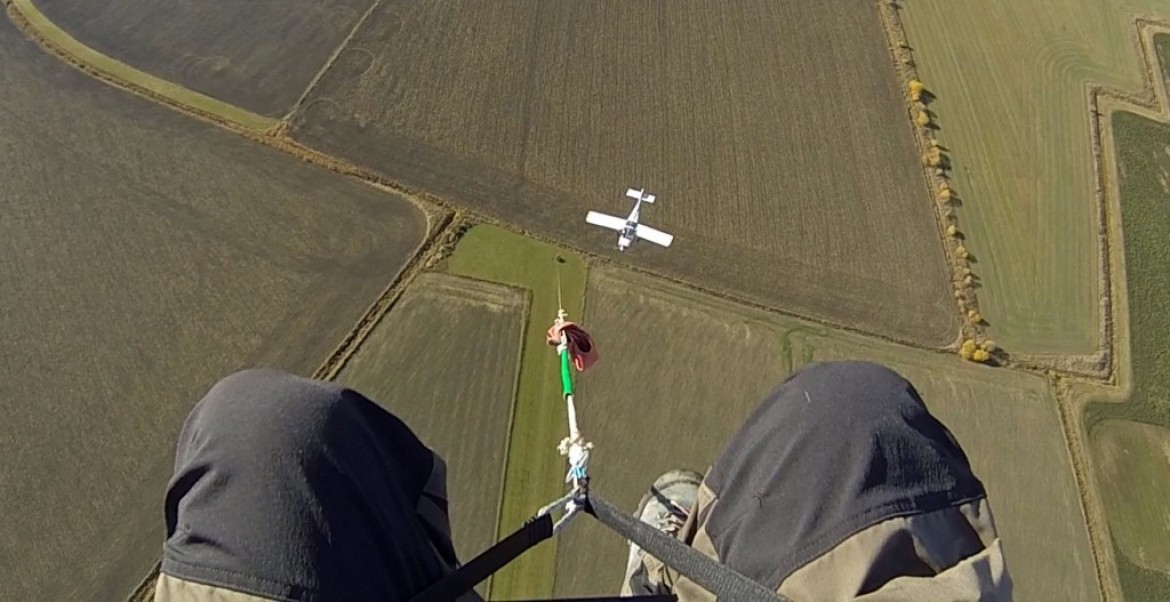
[616,200,644,251]
[586,187,671,252]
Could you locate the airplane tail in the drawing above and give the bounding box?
[626,188,655,204]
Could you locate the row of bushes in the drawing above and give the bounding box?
[882,1,1001,364]
[908,76,998,364]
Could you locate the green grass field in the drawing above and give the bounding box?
[1084,105,1170,600]
[446,226,586,601]
[1091,421,1170,574]
[900,0,1169,355]
[1092,108,1170,429]
[554,265,1096,601]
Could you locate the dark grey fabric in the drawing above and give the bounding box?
[701,361,986,592]
[162,369,456,602]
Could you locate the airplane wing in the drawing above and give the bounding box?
[586,211,627,232]
[635,224,673,247]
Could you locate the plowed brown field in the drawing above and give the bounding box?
[293,0,956,346]
[0,15,425,600]
[34,0,376,116]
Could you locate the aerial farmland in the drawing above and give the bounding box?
[2,0,1170,601]
[33,0,376,117]
[291,0,957,346]
[0,12,426,600]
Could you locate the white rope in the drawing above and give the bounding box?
[542,308,592,533]
[555,309,593,491]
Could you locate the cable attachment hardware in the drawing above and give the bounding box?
[536,488,588,534]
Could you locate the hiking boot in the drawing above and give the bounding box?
[622,469,704,595]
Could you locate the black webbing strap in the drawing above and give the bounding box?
[409,513,555,602]
[409,494,788,601]
[587,496,790,602]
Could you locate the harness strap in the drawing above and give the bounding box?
[587,496,789,602]
[409,513,554,602]
[408,494,789,602]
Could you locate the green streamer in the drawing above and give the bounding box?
[559,346,573,397]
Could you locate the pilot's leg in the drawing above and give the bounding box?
[156,369,470,601]
[623,361,1010,600]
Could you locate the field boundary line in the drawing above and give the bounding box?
[1,0,462,228]
[279,0,386,128]
[313,210,458,381]
[3,0,277,131]
[1083,18,1170,382]
[486,284,534,600]
[410,265,538,600]
[1059,17,1170,396]
[1059,379,1127,602]
[876,0,994,362]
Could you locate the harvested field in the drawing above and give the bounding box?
[0,16,425,602]
[1090,421,1170,575]
[294,0,958,346]
[31,0,377,116]
[554,265,1096,601]
[1084,106,1170,599]
[446,225,586,600]
[899,0,1169,355]
[335,273,525,595]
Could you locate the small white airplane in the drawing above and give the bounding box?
[585,188,674,252]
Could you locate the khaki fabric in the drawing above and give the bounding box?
[637,492,1010,601]
[155,573,276,602]
[154,572,486,602]
[782,498,1009,601]
[853,541,1010,602]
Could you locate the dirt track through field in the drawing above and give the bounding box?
[293,0,957,347]
[0,15,426,601]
